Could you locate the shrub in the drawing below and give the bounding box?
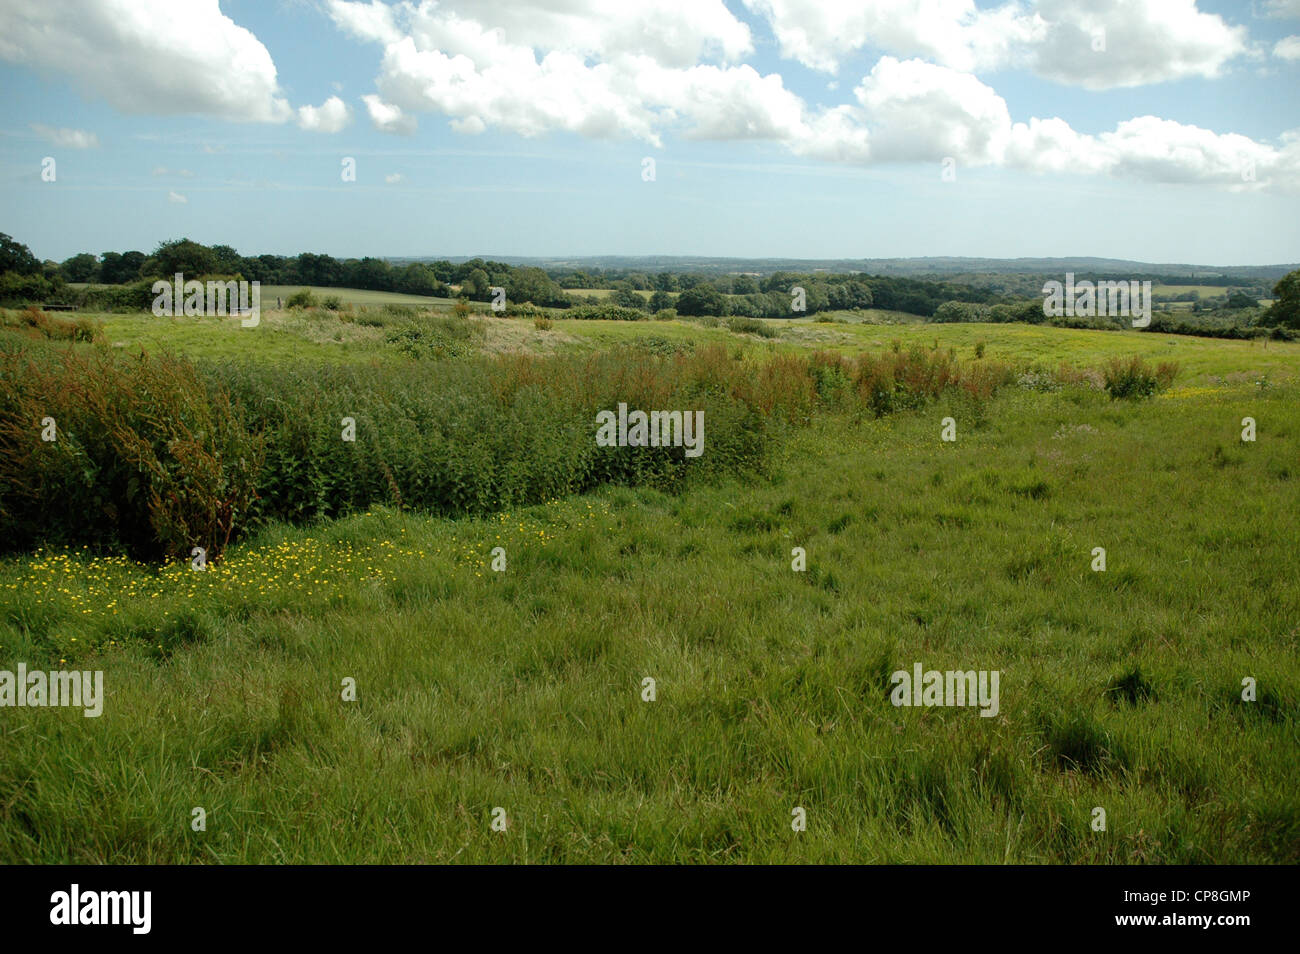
[563,304,646,321]
[285,288,319,309]
[0,340,262,560]
[727,316,777,338]
[974,340,986,359]
[385,316,485,359]
[0,335,1011,558]
[534,316,553,331]
[1103,356,1177,400]
[322,295,343,310]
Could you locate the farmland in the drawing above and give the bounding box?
[0,303,1296,863]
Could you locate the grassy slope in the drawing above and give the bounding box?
[1,305,1297,863]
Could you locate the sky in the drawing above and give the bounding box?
[1,0,1299,265]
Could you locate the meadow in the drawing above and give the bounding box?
[0,304,1296,863]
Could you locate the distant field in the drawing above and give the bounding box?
[564,287,653,300]
[1152,284,1236,299]
[258,285,455,309]
[52,304,1300,384]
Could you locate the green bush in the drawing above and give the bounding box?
[0,335,1011,557]
[0,337,262,560]
[385,316,485,359]
[563,304,646,321]
[1103,356,1178,400]
[726,317,777,338]
[285,288,319,309]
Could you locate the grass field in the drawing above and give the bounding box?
[1,300,1297,863]
[257,285,457,309]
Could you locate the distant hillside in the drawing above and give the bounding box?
[391,254,1299,283]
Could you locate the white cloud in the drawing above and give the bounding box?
[850,57,1012,163]
[362,94,417,134]
[151,166,195,177]
[798,58,1298,190]
[1264,0,1300,17]
[298,95,353,132]
[328,0,752,68]
[385,172,404,183]
[1275,35,1300,60]
[742,0,1244,90]
[330,0,797,145]
[0,0,291,122]
[1030,0,1246,90]
[321,0,1296,192]
[167,191,187,204]
[30,123,99,148]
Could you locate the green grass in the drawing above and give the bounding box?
[258,285,456,308]
[1,305,1297,863]
[1152,284,1238,299]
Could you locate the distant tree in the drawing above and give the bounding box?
[396,262,448,297]
[652,271,679,292]
[346,257,392,291]
[462,267,492,301]
[675,283,726,317]
[732,275,759,295]
[1261,269,1300,329]
[297,252,344,286]
[60,252,99,283]
[144,238,216,278]
[507,266,567,307]
[0,233,42,275]
[649,289,674,311]
[610,281,646,310]
[1225,291,1257,309]
[210,244,243,274]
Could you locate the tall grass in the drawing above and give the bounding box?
[0,333,1010,560]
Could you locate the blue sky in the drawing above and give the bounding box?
[2,0,1298,264]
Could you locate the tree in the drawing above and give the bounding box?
[649,289,674,312]
[60,252,99,283]
[507,266,567,307]
[0,233,42,275]
[462,267,492,301]
[675,283,726,317]
[610,281,646,310]
[211,244,243,274]
[1261,269,1300,329]
[144,238,217,278]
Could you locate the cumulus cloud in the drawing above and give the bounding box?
[298,95,353,132]
[0,0,291,122]
[322,0,1295,191]
[362,94,417,134]
[742,0,1244,89]
[384,172,404,183]
[1275,35,1300,60]
[167,191,187,204]
[329,0,799,145]
[1263,0,1300,17]
[30,124,99,148]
